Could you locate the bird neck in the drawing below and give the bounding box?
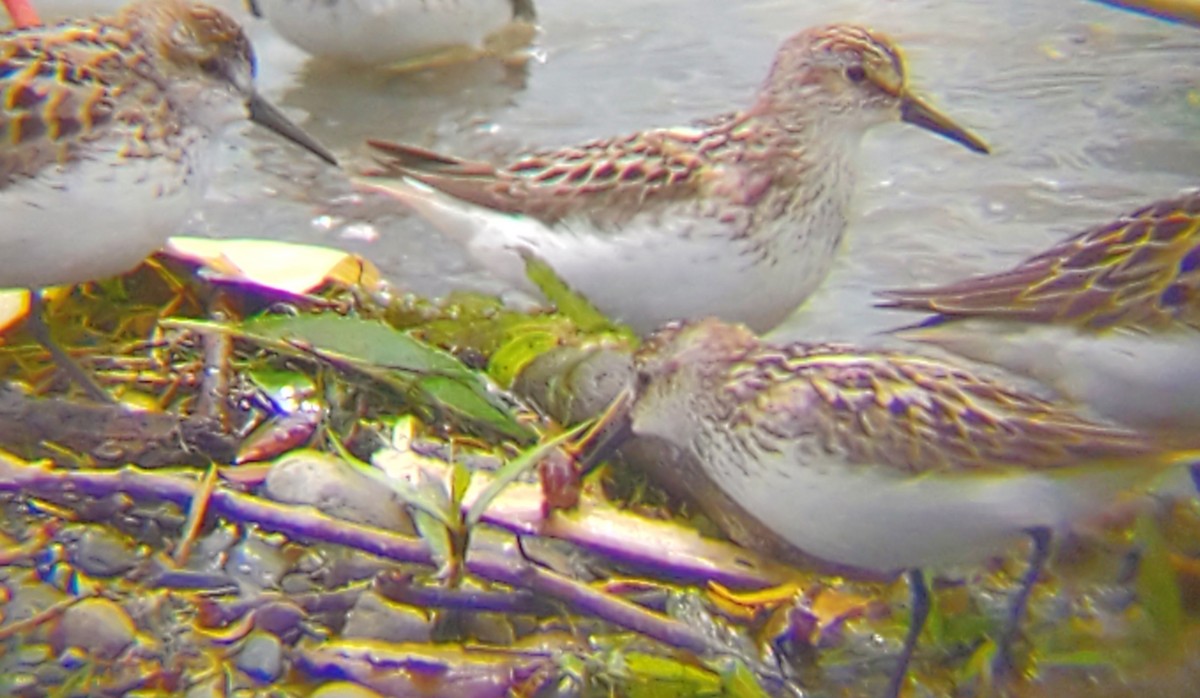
[724,106,864,191]
[710,108,862,266]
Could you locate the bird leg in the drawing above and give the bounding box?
[992,527,1053,679]
[885,568,930,698]
[24,291,116,404]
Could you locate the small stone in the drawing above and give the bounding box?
[254,600,305,638]
[50,598,135,660]
[62,525,142,578]
[235,631,283,684]
[279,571,320,595]
[226,535,288,591]
[341,591,432,643]
[4,580,68,627]
[262,450,413,531]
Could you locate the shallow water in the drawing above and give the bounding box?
[36,0,1200,341]
[5,3,1200,693]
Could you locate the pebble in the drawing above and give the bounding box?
[262,450,413,532]
[341,591,432,643]
[60,525,142,578]
[50,598,135,660]
[235,631,284,683]
[226,535,288,591]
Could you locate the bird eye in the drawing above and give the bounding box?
[199,57,219,74]
[845,65,867,83]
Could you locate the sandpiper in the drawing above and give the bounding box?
[626,318,1194,697]
[246,0,537,66]
[1,0,338,400]
[357,24,988,335]
[878,191,1200,441]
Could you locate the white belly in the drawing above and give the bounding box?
[517,219,836,335]
[703,448,1153,575]
[369,177,844,334]
[0,149,201,290]
[256,0,517,65]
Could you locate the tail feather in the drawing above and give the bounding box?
[367,139,480,174]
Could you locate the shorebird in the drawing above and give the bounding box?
[246,0,537,66]
[626,317,1194,697]
[1,0,338,401]
[358,24,988,335]
[878,190,1200,442]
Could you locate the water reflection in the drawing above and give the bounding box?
[281,56,534,156]
[187,0,1200,338]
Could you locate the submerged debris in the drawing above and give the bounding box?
[0,243,1195,696]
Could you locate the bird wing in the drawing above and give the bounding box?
[877,192,1200,333]
[0,24,125,188]
[728,345,1172,476]
[363,119,752,229]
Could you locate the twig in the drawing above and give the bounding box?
[0,454,770,660]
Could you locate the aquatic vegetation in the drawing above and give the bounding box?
[0,245,1196,697]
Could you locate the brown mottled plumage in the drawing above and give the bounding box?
[2,0,335,288]
[1,1,255,187]
[358,24,987,335]
[879,191,1200,437]
[635,319,1171,481]
[629,317,1195,697]
[365,129,715,229]
[1,0,335,401]
[881,191,1200,331]
[718,341,1161,474]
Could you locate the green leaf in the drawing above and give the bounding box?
[414,507,455,574]
[1037,649,1114,668]
[1134,512,1184,647]
[247,366,317,404]
[488,329,565,388]
[450,459,472,507]
[164,314,532,442]
[926,590,990,649]
[716,658,773,698]
[955,636,996,688]
[523,254,633,337]
[622,652,722,698]
[240,314,469,377]
[415,375,530,442]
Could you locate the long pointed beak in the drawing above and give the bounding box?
[900,93,989,155]
[246,92,339,166]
